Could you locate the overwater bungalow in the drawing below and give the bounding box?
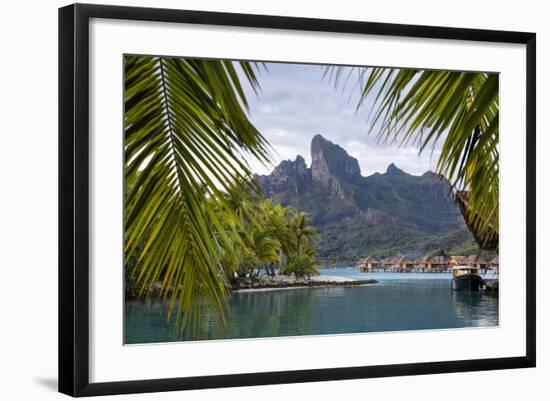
[489,255,499,273]
[428,255,449,272]
[448,255,467,267]
[397,256,415,272]
[383,256,402,272]
[357,256,382,272]
[466,255,488,270]
[414,255,449,272]
[359,253,494,274]
[414,256,428,271]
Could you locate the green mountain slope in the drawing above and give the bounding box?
[255,134,480,265]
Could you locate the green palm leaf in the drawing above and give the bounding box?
[329,67,498,249]
[124,55,269,328]
[290,211,316,253]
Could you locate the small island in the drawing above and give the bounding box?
[231,275,377,291]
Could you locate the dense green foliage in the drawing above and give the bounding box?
[272,172,461,233]
[259,158,479,264]
[316,223,482,266]
[281,252,320,278]
[221,192,320,279]
[124,55,270,327]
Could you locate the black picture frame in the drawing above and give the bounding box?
[59,3,536,397]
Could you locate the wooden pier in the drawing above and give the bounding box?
[357,254,499,276]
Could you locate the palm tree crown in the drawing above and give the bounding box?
[328,67,498,249]
[124,55,269,327]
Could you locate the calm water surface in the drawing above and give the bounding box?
[125,267,499,344]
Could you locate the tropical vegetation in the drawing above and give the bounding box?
[125,55,499,330]
[219,190,319,279]
[124,55,272,327]
[124,54,320,328]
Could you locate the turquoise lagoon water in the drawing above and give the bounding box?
[124,267,499,344]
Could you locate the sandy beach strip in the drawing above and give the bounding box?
[232,275,376,292]
[309,275,356,283]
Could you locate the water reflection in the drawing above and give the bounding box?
[452,290,499,326]
[125,268,499,344]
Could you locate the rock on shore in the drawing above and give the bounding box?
[230,275,377,291]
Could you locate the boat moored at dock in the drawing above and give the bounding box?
[451,266,484,291]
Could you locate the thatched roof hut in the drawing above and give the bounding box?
[397,256,414,269]
[449,256,467,267]
[427,255,448,268]
[357,255,381,271]
[383,256,402,266]
[415,256,430,268]
[415,255,448,270]
[364,255,380,264]
[466,255,488,267]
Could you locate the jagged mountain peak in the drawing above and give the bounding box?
[311,134,361,183]
[385,162,407,176]
[255,136,470,263]
[254,154,310,197]
[276,154,306,170]
[311,134,350,157]
[311,133,327,144]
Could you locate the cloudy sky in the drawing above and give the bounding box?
[239,62,441,177]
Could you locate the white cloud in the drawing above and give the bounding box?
[259,104,281,115]
[239,62,442,178]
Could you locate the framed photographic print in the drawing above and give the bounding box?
[58,3,536,397]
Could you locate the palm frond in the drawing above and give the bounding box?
[329,66,498,249]
[124,55,269,327]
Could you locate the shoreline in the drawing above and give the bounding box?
[234,282,376,293]
[230,275,377,291]
[125,275,378,300]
